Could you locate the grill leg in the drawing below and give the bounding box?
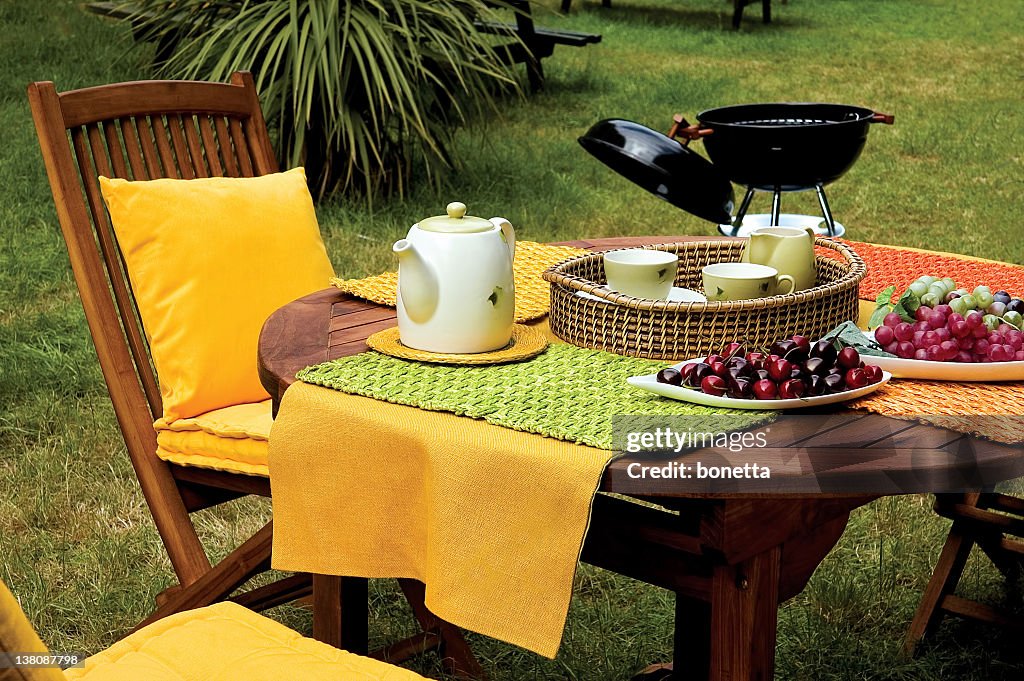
[730,186,757,236]
[770,187,782,226]
[815,183,837,237]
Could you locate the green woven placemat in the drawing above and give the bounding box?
[296,344,772,450]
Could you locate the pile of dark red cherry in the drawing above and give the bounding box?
[656,335,885,400]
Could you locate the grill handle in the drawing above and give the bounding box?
[668,114,714,146]
[871,112,895,124]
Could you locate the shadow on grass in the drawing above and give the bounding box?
[570,2,815,32]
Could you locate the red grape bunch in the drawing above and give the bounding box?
[874,306,1024,363]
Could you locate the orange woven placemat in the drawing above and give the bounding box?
[852,379,1024,444]
[839,240,1024,301]
[331,241,586,323]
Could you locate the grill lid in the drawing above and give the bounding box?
[578,118,735,224]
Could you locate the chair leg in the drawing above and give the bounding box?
[398,579,486,680]
[732,0,745,29]
[904,524,976,656]
[561,0,572,12]
[763,0,771,23]
[136,521,275,629]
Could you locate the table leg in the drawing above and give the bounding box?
[708,545,781,680]
[312,574,369,654]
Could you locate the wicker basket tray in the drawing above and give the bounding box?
[542,239,866,360]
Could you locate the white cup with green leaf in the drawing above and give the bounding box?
[702,262,795,301]
[603,249,678,300]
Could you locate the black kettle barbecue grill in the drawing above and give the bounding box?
[579,102,894,237]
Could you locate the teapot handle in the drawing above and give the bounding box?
[490,217,516,261]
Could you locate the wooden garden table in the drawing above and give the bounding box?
[258,235,1024,680]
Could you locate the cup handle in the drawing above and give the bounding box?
[777,274,795,295]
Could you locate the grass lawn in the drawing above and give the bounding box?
[2,0,1023,679]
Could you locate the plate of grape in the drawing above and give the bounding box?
[628,337,891,410]
[863,281,1024,382]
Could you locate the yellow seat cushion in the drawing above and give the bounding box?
[99,168,335,423]
[0,579,64,681]
[156,401,272,477]
[63,601,426,681]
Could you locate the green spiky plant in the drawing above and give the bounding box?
[117,0,522,200]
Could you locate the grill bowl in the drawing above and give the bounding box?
[697,103,884,191]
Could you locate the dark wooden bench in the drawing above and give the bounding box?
[561,0,777,30]
[86,1,601,92]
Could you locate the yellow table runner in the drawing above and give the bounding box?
[330,240,586,323]
[269,383,610,658]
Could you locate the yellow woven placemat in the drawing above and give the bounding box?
[852,380,1024,444]
[330,240,586,323]
[366,324,549,365]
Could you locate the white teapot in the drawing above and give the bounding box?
[393,202,516,353]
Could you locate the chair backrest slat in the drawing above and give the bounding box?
[118,118,150,180]
[196,116,224,176]
[149,115,178,177]
[102,120,131,179]
[213,117,238,177]
[180,115,207,178]
[165,115,196,179]
[228,118,256,176]
[28,73,280,437]
[133,116,164,179]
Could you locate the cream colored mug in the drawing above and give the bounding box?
[702,262,795,301]
[603,249,678,300]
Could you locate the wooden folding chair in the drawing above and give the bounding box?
[27,72,482,678]
[905,491,1024,655]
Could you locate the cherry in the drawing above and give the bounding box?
[690,362,714,384]
[862,365,884,384]
[783,344,809,364]
[803,357,828,376]
[752,379,778,400]
[722,342,745,359]
[705,354,724,366]
[752,369,771,382]
[806,374,826,396]
[770,339,796,357]
[809,339,838,365]
[791,335,811,353]
[779,378,806,399]
[823,373,845,393]
[766,358,793,382]
[711,361,729,377]
[680,363,698,383]
[725,356,751,376]
[837,346,860,370]
[701,375,727,396]
[657,367,682,385]
[844,368,869,389]
[745,351,767,369]
[726,375,752,399]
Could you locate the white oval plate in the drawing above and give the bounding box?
[575,286,707,304]
[861,330,1024,382]
[627,359,891,410]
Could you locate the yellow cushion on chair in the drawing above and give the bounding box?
[156,400,272,477]
[98,168,335,423]
[63,602,427,681]
[0,580,64,681]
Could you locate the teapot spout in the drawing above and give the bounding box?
[393,239,438,323]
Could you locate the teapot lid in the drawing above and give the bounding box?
[418,202,494,233]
